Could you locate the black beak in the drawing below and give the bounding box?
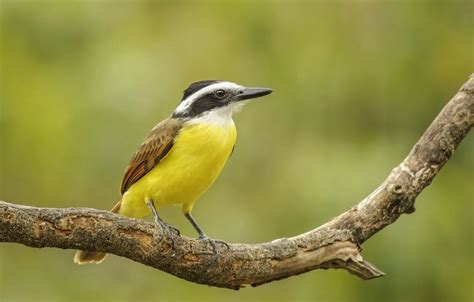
[236,87,273,101]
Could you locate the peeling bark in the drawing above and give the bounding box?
[1,74,473,289]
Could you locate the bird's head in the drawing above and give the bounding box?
[172,80,272,120]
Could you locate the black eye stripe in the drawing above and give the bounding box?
[173,81,239,118]
[173,94,228,118]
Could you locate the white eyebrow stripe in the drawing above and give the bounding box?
[174,81,242,114]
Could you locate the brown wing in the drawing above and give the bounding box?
[120,117,182,194]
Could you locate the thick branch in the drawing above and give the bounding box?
[1,75,473,289]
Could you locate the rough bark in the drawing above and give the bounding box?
[1,75,473,289]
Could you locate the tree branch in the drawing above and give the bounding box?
[1,75,473,289]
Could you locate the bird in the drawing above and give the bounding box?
[74,80,272,264]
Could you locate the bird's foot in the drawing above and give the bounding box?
[152,218,180,243]
[163,222,181,236]
[152,218,167,243]
[198,235,230,258]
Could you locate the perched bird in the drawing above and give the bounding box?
[74,80,272,264]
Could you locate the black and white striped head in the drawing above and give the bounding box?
[172,80,272,119]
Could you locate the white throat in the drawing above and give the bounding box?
[188,105,236,128]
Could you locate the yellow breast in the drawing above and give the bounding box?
[120,121,237,218]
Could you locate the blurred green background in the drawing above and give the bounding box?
[1,0,473,301]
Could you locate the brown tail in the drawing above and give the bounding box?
[74,199,121,265]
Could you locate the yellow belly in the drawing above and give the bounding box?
[119,121,237,218]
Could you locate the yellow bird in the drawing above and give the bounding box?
[74,80,272,264]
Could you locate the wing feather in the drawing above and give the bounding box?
[120,118,182,194]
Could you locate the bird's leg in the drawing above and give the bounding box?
[184,212,229,257]
[146,200,168,241]
[146,200,180,242]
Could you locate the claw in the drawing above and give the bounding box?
[154,220,182,246]
[198,235,229,258]
[153,218,169,243]
[217,239,230,249]
[164,222,181,236]
[184,212,228,258]
[147,200,180,243]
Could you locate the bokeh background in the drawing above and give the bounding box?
[1,1,473,301]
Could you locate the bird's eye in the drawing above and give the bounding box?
[214,89,226,99]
